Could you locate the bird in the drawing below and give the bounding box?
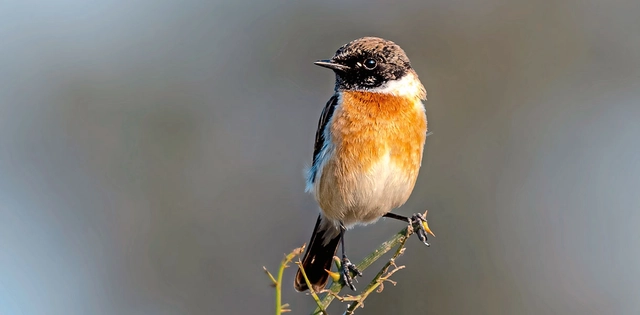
[294,37,432,293]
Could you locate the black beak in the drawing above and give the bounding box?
[314,59,350,71]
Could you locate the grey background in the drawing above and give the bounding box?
[1,0,639,314]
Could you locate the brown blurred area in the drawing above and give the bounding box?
[1,0,639,314]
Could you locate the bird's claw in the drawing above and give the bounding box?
[341,256,362,291]
[410,213,434,246]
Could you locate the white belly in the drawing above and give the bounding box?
[313,150,418,228]
[343,152,415,225]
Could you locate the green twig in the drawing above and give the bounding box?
[311,229,408,314]
[344,243,408,313]
[265,210,434,315]
[296,260,328,315]
[312,210,433,314]
[264,245,305,314]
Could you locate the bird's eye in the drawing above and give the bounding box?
[363,58,377,70]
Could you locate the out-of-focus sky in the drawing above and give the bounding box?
[1,0,639,314]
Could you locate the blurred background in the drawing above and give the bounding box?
[1,0,639,314]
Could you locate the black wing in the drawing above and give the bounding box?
[310,94,339,183]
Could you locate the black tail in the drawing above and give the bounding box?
[294,215,341,292]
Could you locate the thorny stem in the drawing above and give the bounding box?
[265,210,433,315]
[312,210,431,315]
[264,245,305,315]
[344,246,408,314]
[296,260,328,315]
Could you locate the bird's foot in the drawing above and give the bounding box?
[341,256,362,291]
[409,213,435,246]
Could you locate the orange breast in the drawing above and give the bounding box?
[330,91,427,182]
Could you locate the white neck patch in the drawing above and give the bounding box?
[370,72,426,100]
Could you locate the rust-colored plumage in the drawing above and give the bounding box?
[333,90,427,178]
